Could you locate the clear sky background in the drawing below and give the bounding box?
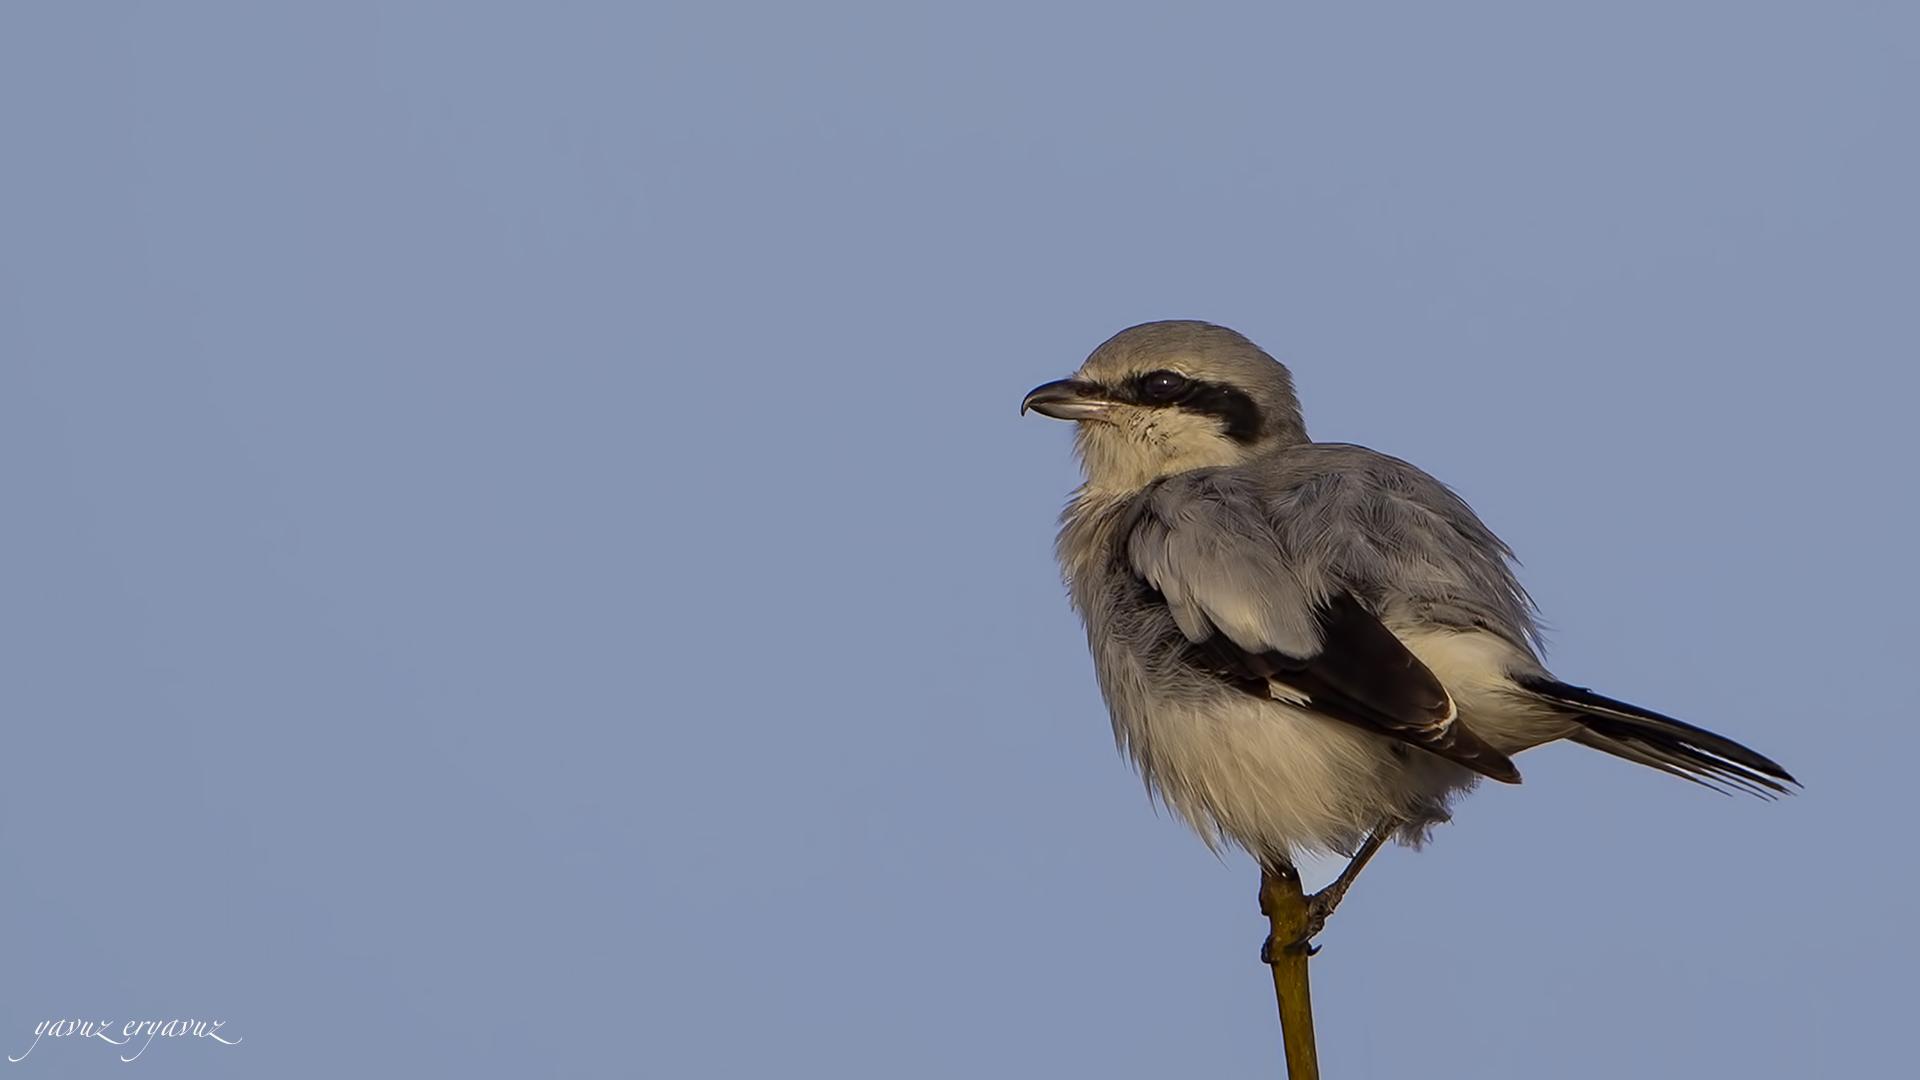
[3,3,1914,1077]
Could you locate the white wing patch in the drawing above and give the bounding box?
[1266,680,1313,706]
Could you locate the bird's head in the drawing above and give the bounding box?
[1023,320,1308,492]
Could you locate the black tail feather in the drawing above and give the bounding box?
[1515,675,1797,798]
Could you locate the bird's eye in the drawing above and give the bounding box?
[1140,371,1190,402]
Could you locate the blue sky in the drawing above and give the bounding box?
[3,3,1915,1077]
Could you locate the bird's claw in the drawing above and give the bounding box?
[1261,888,1341,962]
[1260,932,1322,962]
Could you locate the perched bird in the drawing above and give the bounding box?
[1023,320,1793,946]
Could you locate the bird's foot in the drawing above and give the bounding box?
[1261,884,1349,960]
[1260,933,1320,962]
[1295,877,1356,949]
[1259,824,1395,962]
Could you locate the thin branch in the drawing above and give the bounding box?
[1260,864,1319,1080]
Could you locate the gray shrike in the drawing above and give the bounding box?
[1023,320,1793,946]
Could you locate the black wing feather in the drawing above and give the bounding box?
[1191,593,1522,784]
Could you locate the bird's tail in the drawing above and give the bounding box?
[1514,675,1797,798]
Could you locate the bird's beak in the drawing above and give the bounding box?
[1022,379,1116,421]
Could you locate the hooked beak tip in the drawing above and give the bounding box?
[1022,379,1114,422]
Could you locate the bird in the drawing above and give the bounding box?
[1022,319,1794,951]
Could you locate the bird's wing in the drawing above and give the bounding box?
[1260,443,1540,651]
[1127,472,1521,783]
[1249,445,1795,798]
